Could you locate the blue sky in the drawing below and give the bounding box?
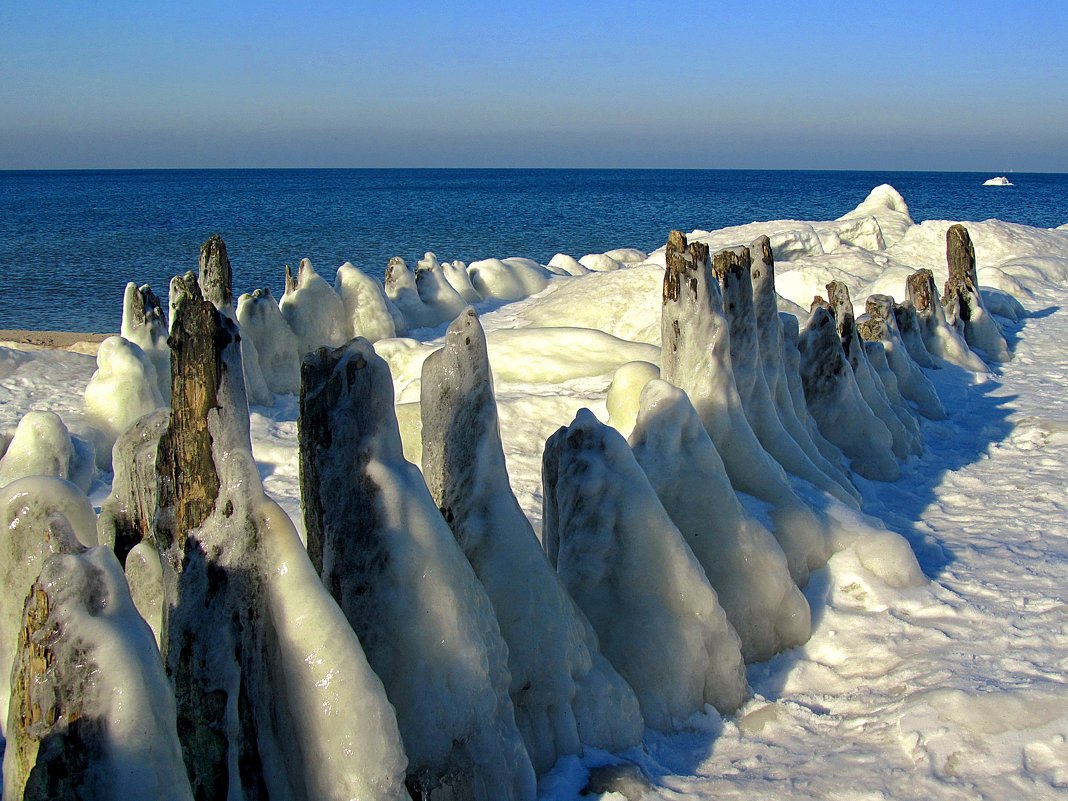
[2,1,1066,170]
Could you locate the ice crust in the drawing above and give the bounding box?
[420,308,644,772]
[543,409,749,729]
[280,258,350,355]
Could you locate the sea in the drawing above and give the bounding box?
[1,168,1065,333]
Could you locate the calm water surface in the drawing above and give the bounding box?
[1,168,1065,332]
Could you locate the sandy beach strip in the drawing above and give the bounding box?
[0,329,111,354]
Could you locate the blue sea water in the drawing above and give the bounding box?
[1,168,1065,333]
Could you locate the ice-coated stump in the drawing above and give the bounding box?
[121,281,171,402]
[443,258,483,302]
[892,299,937,368]
[197,233,233,312]
[3,541,193,801]
[906,268,987,372]
[0,411,93,493]
[715,241,857,505]
[629,380,811,662]
[858,295,946,419]
[156,277,408,801]
[749,237,859,504]
[943,224,1011,363]
[542,409,748,729]
[826,281,921,458]
[660,230,828,586]
[299,337,536,801]
[420,309,644,772]
[385,255,439,330]
[416,252,468,323]
[96,408,169,565]
[84,336,165,470]
[467,257,550,302]
[798,306,899,481]
[236,287,302,394]
[0,476,98,739]
[335,261,400,343]
[280,258,350,356]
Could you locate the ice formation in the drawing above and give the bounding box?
[236,287,302,394]
[716,240,858,505]
[0,476,99,737]
[605,360,661,437]
[3,541,193,801]
[299,336,536,801]
[416,251,469,323]
[120,281,170,402]
[749,236,859,502]
[0,410,94,493]
[420,308,644,772]
[84,336,164,469]
[659,230,827,585]
[857,295,946,419]
[825,281,922,459]
[335,261,399,343]
[280,258,350,355]
[906,268,988,373]
[385,255,437,329]
[543,408,749,729]
[943,224,1011,363]
[154,276,408,800]
[629,380,811,662]
[468,257,550,301]
[798,306,900,481]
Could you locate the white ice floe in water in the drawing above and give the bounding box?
[3,185,1068,799]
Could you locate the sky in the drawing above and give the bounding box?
[2,1,1066,171]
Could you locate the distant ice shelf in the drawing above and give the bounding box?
[983,176,1014,186]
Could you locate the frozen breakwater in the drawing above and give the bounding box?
[1,184,1067,799]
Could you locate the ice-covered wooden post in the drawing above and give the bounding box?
[197,234,233,311]
[942,224,1010,362]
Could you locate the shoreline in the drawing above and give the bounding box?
[0,329,110,354]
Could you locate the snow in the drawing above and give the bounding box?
[1,184,1068,798]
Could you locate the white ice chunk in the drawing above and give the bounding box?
[543,409,748,730]
[630,381,811,662]
[334,262,399,343]
[280,258,350,355]
[468,257,550,301]
[236,288,302,395]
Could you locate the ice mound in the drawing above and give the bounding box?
[151,276,409,800]
[3,542,193,801]
[606,360,661,437]
[299,336,535,800]
[237,287,302,394]
[468,256,550,301]
[906,268,989,372]
[717,240,859,505]
[750,238,859,502]
[120,281,170,402]
[543,408,749,730]
[335,261,400,342]
[837,183,914,246]
[798,306,899,481]
[629,380,811,662]
[84,336,164,469]
[0,476,98,737]
[420,309,644,772]
[0,410,94,493]
[280,257,350,354]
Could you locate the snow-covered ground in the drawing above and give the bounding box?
[1,186,1067,799]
